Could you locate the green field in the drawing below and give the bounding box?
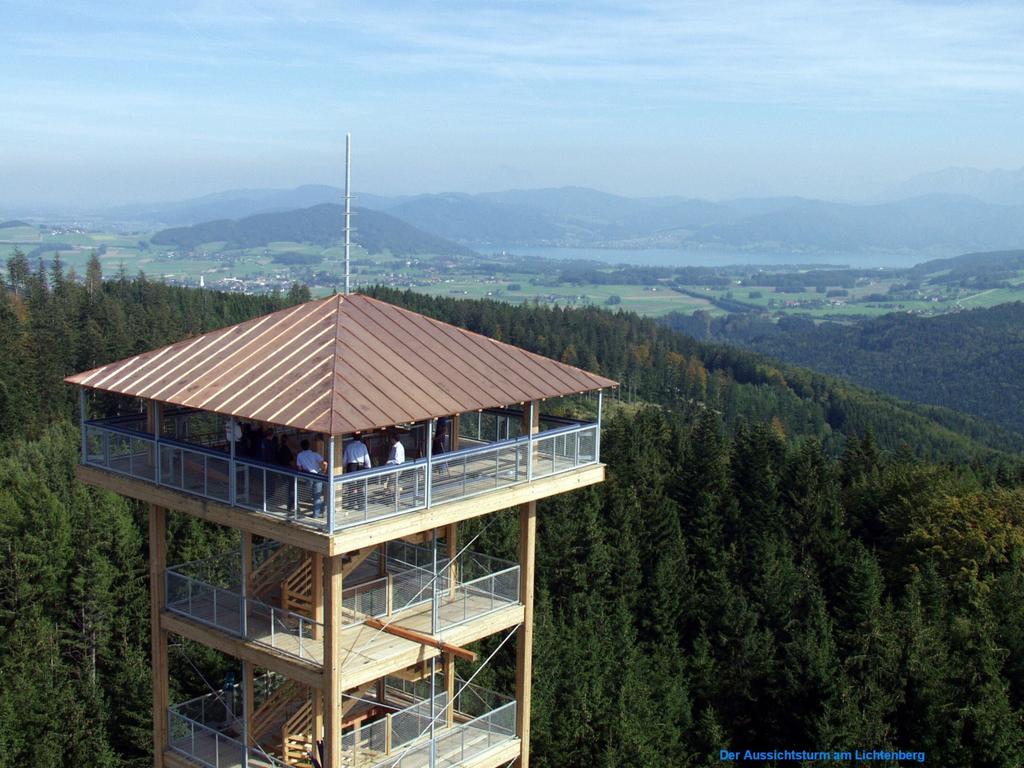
[5,222,1023,321]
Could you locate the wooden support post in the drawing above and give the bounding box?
[243,661,255,746]
[149,504,169,768]
[445,652,455,728]
[312,552,324,641]
[324,553,344,768]
[515,500,537,768]
[241,531,254,753]
[312,550,325,748]
[450,414,460,451]
[522,401,539,482]
[242,533,254,597]
[446,522,458,597]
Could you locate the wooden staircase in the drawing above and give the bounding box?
[250,678,315,767]
[250,545,303,604]
[282,698,314,767]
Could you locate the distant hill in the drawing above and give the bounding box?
[386,193,563,244]
[0,220,29,229]
[886,166,1024,207]
[688,195,1024,253]
[151,204,477,257]
[683,301,1024,437]
[907,249,1024,283]
[106,185,345,226]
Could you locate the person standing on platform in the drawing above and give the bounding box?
[296,439,327,518]
[385,431,405,465]
[343,433,372,472]
[342,433,372,511]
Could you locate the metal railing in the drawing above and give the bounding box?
[81,410,600,534]
[532,423,599,480]
[166,565,322,664]
[379,700,517,768]
[340,680,514,768]
[438,566,520,633]
[169,689,290,768]
[333,461,428,527]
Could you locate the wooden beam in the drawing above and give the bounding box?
[515,500,537,768]
[329,464,604,554]
[342,547,375,578]
[324,553,345,768]
[149,504,169,768]
[161,612,324,690]
[76,464,331,554]
[363,618,477,662]
[341,682,374,718]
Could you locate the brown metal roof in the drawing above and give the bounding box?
[65,293,618,435]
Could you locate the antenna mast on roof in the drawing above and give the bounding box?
[344,132,353,294]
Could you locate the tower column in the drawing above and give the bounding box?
[324,553,345,767]
[149,504,169,767]
[515,499,537,768]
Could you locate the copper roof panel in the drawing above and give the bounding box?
[66,294,618,435]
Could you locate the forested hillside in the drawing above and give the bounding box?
[151,203,476,256]
[675,302,1024,437]
[2,254,1024,765]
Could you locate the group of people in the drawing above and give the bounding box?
[342,429,408,472]
[224,420,296,470]
[224,417,453,518]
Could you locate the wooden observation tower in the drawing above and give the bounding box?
[66,293,614,768]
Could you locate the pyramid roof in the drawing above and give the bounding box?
[66,293,616,435]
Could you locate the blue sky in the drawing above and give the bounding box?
[3,0,1024,208]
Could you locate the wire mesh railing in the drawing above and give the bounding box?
[333,461,428,527]
[165,565,323,664]
[339,678,515,768]
[82,411,600,533]
[169,687,290,768]
[378,700,517,768]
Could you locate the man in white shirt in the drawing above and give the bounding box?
[343,434,373,473]
[385,432,405,465]
[296,439,327,517]
[342,433,372,511]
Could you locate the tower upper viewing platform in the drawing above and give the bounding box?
[66,294,616,548]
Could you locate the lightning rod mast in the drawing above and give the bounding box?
[344,132,352,294]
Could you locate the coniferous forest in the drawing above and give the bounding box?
[1,254,1023,766]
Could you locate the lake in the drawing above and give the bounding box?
[488,245,930,270]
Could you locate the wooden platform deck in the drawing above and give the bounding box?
[167,722,520,768]
[165,593,524,689]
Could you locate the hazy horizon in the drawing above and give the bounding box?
[3,1,1024,210]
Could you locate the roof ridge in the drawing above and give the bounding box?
[328,293,346,435]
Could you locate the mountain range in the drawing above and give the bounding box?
[115,178,1024,257]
